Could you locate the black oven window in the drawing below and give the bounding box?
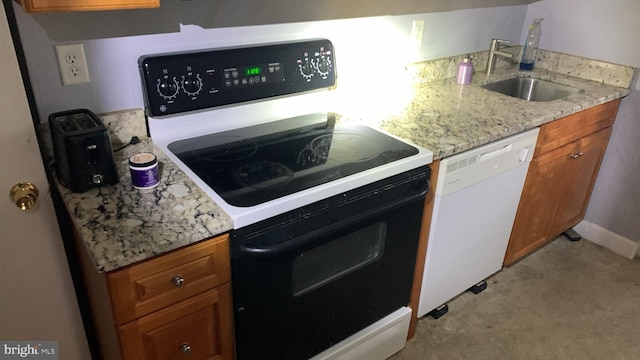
[291,222,387,297]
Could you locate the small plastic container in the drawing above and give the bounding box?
[129,152,160,189]
[456,55,473,85]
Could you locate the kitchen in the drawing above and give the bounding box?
[1,0,638,359]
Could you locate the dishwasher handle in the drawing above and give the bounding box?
[479,144,512,162]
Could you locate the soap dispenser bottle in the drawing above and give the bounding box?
[456,55,473,85]
[520,18,544,70]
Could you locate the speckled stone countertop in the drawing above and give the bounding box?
[45,110,233,273]
[51,49,633,273]
[337,50,633,160]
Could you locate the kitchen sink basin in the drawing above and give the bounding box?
[482,77,583,101]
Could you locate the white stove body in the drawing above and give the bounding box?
[148,91,433,229]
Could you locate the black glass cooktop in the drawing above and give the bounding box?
[167,113,419,207]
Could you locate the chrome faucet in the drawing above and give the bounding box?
[486,39,514,76]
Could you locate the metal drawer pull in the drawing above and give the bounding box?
[180,343,191,353]
[570,152,583,159]
[173,275,185,287]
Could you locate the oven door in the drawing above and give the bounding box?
[230,166,430,360]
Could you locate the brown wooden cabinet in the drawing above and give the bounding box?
[118,285,234,360]
[504,100,620,266]
[16,0,159,13]
[408,159,440,339]
[77,233,234,360]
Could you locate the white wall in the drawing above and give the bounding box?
[14,5,527,123]
[523,0,640,243]
[522,1,640,67]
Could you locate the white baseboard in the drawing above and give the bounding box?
[573,220,639,260]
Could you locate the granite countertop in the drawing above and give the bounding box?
[47,110,233,273]
[53,50,633,273]
[338,64,631,160]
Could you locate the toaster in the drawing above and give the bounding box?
[49,109,119,193]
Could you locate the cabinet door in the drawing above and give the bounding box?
[17,0,159,13]
[548,127,612,237]
[504,127,613,266]
[504,143,571,266]
[118,284,234,360]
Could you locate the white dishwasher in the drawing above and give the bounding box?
[418,128,539,318]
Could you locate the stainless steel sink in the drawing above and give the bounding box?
[482,77,583,101]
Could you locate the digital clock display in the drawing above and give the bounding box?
[245,66,261,76]
[223,62,284,90]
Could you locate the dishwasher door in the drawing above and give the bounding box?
[418,129,539,317]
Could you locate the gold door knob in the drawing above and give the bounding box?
[10,182,39,211]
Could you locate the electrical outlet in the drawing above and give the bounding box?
[55,43,90,85]
[411,20,425,46]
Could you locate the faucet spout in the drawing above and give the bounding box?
[486,39,514,76]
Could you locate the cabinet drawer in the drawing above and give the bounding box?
[535,99,620,156]
[118,284,234,360]
[108,234,231,325]
[17,0,159,13]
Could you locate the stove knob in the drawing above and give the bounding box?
[316,56,332,77]
[299,59,314,80]
[156,77,179,100]
[182,74,203,96]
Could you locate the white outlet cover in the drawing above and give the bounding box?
[411,20,424,46]
[54,43,90,85]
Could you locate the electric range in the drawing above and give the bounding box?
[140,38,433,229]
[139,38,435,360]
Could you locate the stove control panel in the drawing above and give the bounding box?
[139,39,336,117]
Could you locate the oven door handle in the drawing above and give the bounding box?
[237,187,428,257]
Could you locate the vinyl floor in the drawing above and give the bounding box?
[391,236,640,360]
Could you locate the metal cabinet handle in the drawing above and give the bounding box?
[570,152,583,159]
[180,343,191,353]
[173,275,185,287]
